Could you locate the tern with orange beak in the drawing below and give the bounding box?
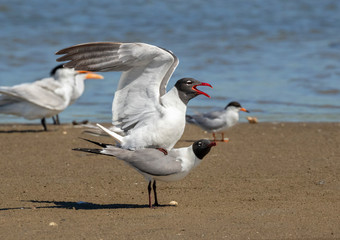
[56,42,212,151]
[0,65,103,131]
[186,101,249,142]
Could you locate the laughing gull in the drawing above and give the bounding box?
[0,65,103,131]
[74,138,216,208]
[186,101,249,142]
[56,42,212,151]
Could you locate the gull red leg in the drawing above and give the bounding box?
[221,132,229,143]
[157,148,168,155]
[212,133,216,141]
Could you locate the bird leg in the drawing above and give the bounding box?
[221,132,229,143]
[148,181,153,208]
[156,148,168,155]
[52,115,60,125]
[153,180,159,206]
[212,132,229,142]
[41,118,47,131]
[147,180,160,208]
[212,133,217,141]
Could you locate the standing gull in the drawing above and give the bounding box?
[186,101,249,142]
[56,42,212,151]
[74,138,216,208]
[0,65,103,131]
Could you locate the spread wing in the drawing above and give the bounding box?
[56,42,179,131]
[0,77,70,111]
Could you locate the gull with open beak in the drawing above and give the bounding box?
[0,65,103,131]
[74,138,216,208]
[186,101,249,142]
[56,42,212,151]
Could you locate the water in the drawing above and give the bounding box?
[1,0,339,124]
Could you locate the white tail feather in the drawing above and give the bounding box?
[96,123,123,144]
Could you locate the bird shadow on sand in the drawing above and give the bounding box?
[0,200,172,211]
[0,129,46,133]
[181,139,216,143]
[181,139,198,143]
[0,125,60,133]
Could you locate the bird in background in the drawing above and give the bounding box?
[186,101,249,142]
[56,42,212,151]
[49,64,104,125]
[0,65,103,131]
[74,138,216,208]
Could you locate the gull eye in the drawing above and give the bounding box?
[197,142,202,147]
[186,80,193,85]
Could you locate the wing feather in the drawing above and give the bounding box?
[101,146,182,176]
[0,78,69,110]
[56,42,179,131]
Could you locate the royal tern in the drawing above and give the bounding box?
[74,138,216,208]
[56,42,212,151]
[0,65,103,131]
[51,64,104,125]
[186,101,249,142]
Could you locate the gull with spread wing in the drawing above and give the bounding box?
[56,42,212,151]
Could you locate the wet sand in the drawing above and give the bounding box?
[0,122,339,239]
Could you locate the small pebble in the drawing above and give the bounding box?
[169,200,178,206]
[247,117,258,124]
[62,131,67,135]
[49,222,58,227]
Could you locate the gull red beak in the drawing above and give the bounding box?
[208,141,217,147]
[192,82,213,98]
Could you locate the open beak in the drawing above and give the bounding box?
[192,82,213,98]
[240,107,249,113]
[77,70,104,80]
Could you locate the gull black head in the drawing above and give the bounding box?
[225,101,249,113]
[175,78,212,104]
[192,139,216,160]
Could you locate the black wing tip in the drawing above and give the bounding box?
[78,137,109,148]
[55,42,122,55]
[72,147,102,154]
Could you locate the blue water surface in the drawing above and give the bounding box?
[0,0,339,124]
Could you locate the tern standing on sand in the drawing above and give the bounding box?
[186,101,249,142]
[0,65,103,130]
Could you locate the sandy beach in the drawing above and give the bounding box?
[0,122,339,239]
